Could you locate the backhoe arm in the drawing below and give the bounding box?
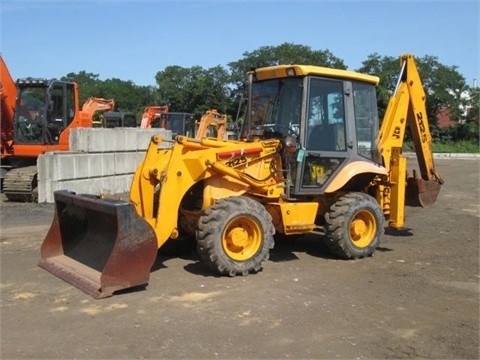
[377,54,443,228]
[403,56,443,184]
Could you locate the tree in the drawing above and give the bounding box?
[63,72,157,117]
[98,78,155,113]
[155,65,231,118]
[62,71,102,106]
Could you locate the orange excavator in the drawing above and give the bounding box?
[140,105,170,128]
[0,56,91,200]
[81,97,115,127]
[140,105,196,137]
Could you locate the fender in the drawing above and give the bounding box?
[324,160,387,193]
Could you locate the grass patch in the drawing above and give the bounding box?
[404,140,479,153]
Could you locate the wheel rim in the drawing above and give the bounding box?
[222,216,262,261]
[349,209,377,248]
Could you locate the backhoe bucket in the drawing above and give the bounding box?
[39,190,158,299]
[406,177,442,208]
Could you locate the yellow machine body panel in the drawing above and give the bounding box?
[253,64,380,85]
[266,202,319,235]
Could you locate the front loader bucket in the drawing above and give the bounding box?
[406,177,442,208]
[39,190,158,299]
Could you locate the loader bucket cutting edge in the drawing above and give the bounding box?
[39,190,158,299]
[405,177,442,208]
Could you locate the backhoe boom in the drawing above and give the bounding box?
[377,54,443,227]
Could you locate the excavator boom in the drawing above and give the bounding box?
[82,97,115,127]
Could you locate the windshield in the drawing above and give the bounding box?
[244,77,302,139]
[14,86,47,144]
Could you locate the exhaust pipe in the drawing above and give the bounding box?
[39,191,158,299]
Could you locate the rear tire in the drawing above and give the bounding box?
[196,196,275,276]
[325,192,384,259]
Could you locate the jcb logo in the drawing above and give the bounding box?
[392,126,401,139]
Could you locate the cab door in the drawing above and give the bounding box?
[293,77,350,195]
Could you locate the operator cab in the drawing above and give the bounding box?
[102,111,137,128]
[242,65,381,196]
[14,79,75,145]
[149,112,195,138]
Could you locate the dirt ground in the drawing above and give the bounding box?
[0,157,479,360]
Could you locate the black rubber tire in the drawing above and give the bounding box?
[325,192,384,259]
[196,196,275,276]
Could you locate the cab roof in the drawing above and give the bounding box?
[252,64,380,85]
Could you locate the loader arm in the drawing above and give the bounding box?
[130,135,283,249]
[376,54,443,228]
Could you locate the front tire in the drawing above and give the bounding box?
[196,196,275,276]
[325,192,384,259]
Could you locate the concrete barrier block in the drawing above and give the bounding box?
[114,174,134,194]
[69,128,84,151]
[85,153,105,178]
[100,153,115,176]
[135,151,147,164]
[37,153,50,182]
[93,129,110,152]
[39,127,179,202]
[136,130,153,150]
[49,152,80,180]
[109,129,127,152]
[114,152,140,174]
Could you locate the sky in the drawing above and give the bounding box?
[1,0,479,88]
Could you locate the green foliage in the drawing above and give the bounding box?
[432,140,479,153]
[155,65,231,118]
[62,71,156,114]
[432,122,480,145]
[404,139,479,153]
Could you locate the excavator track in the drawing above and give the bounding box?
[3,165,38,202]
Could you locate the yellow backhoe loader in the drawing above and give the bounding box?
[39,54,443,298]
